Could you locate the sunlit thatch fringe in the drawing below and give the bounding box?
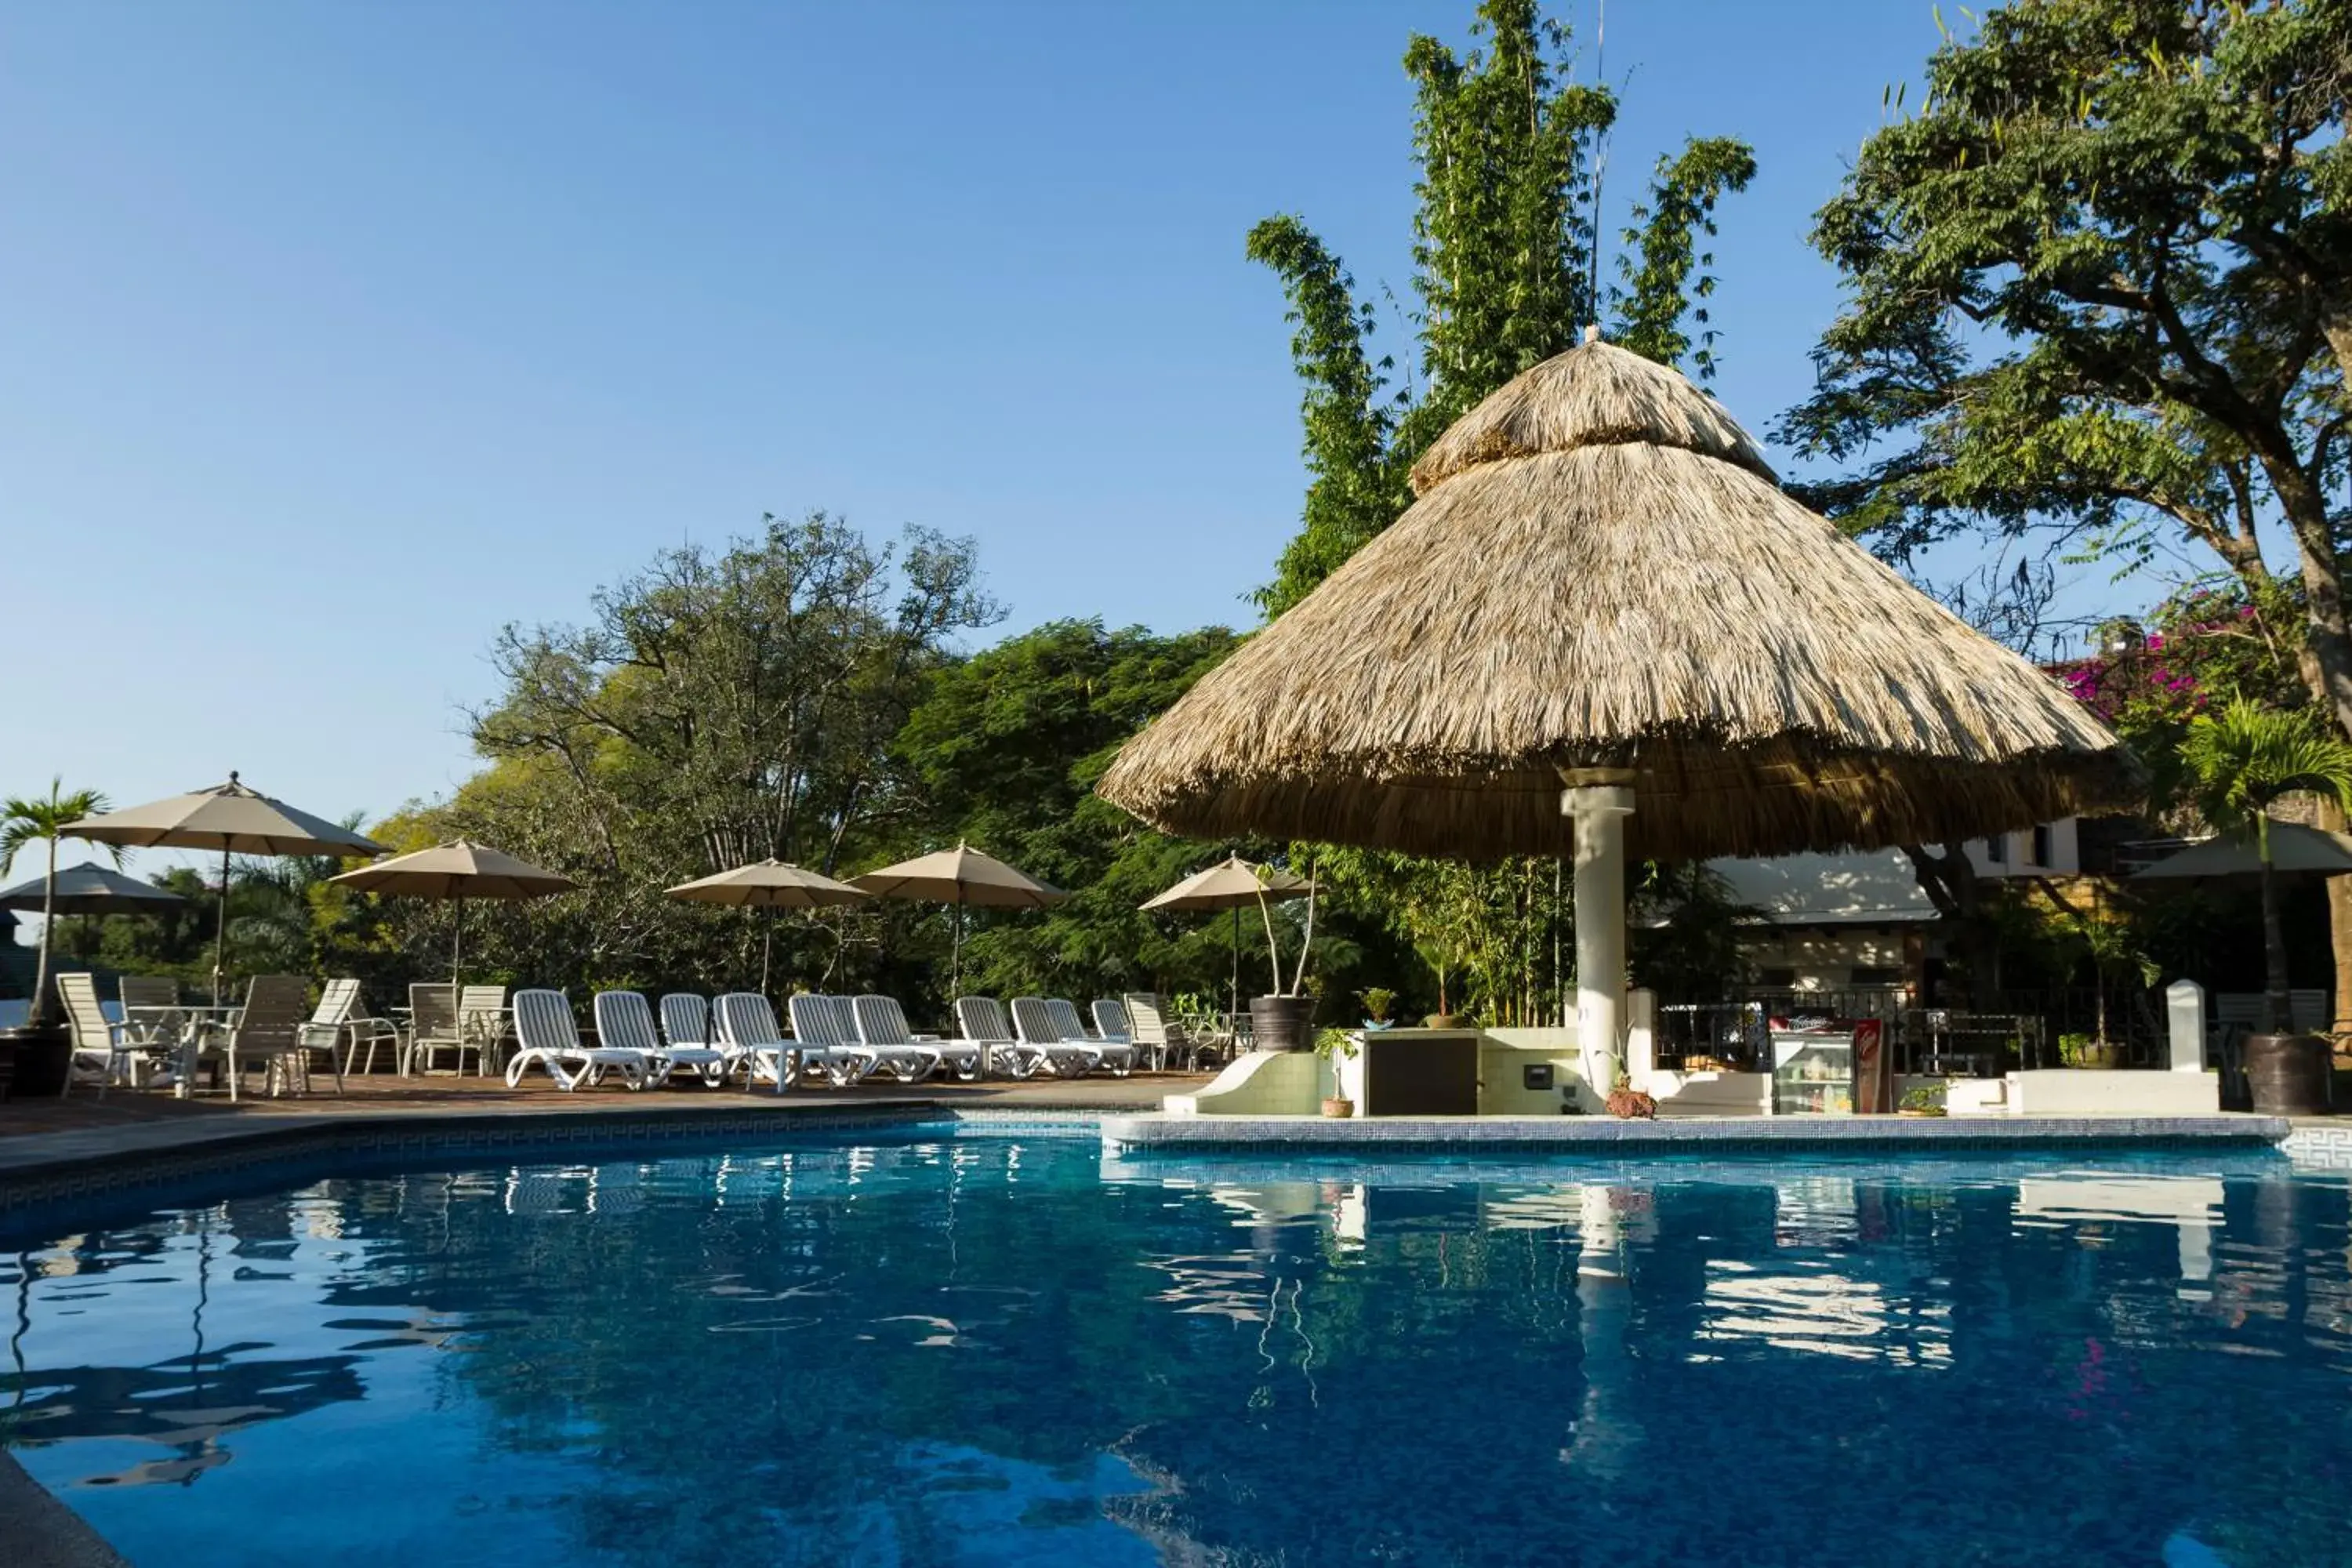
[1098,339,2140,864]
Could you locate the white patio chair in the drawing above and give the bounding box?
[303,977,400,1077]
[459,985,510,1076]
[852,994,982,1082]
[595,990,723,1087]
[1050,997,1134,1076]
[212,974,314,1099]
[506,989,652,1091]
[404,983,463,1076]
[58,973,139,1097]
[116,975,187,1058]
[956,996,1044,1080]
[1011,996,1101,1078]
[1123,993,1196,1073]
[786,994,882,1087]
[716,992,802,1094]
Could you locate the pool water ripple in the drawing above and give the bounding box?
[2,1138,2348,1566]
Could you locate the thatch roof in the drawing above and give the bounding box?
[1098,339,2138,864]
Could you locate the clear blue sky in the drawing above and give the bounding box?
[6,1,1996,872]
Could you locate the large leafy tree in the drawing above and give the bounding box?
[1248,0,1754,618]
[897,619,1253,1007]
[1784,0,2349,1009]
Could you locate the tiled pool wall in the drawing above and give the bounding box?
[2282,1123,2352,1168]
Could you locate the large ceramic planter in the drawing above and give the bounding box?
[2244,1033,2333,1116]
[1249,995,1316,1052]
[0,1022,71,1098]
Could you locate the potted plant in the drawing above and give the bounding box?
[1359,987,1396,1031]
[1315,1026,1359,1116]
[2056,909,2157,1072]
[1248,857,1319,1051]
[1898,1084,1947,1118]
[1416,942,1468,1028]
[1,779,118,1098]
[2181,697,2352,1113]
[1604,1073,1657,1120]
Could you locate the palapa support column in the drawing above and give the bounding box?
[1563,768,1636,1094]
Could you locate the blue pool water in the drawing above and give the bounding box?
[3,1134,2348,1566]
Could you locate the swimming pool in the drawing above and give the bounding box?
[3,1132,2347,1566]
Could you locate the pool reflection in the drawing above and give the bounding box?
[3,1140,2348,1567]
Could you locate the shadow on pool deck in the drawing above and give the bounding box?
[0,1069,1200,1142]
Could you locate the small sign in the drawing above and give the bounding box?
[1523,1063,1554,1091]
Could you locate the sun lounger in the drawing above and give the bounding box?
[785,994,883,1087]
[508,989,655,1091]
[715,992,803,1094]
[1050,997,1134,1076]
[596,989,725,1087]
[851,995,982,1082]
[1010,996,1102,1077]
[662,993,742,1082]
[956,996,1045,1079]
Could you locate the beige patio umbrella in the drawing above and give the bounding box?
[853,842,1067,993]
[1141,855,1310,1014]
[65,772,388,1004]
[1098,332,2139,1078]
[330,840,575,989]
[664,859,869,993]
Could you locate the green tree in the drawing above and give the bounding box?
[1248,0,1755,617]
[897,619,1249,1007]
[2180,698,2352,1031]
[1783,0,2350,1007]
[0,780,115,1025]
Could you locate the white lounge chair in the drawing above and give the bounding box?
[956,996,1045,1080]
[716,992,802,1094]
[1092,998,1132,1045]
[1010,996,1101,1077]
[662,993,741,1081]
[507,989,653,1091]
[596,990,725,1088]
[852,995,982,1082]
[786,994,882,1087]
[1050,997,1134,1076]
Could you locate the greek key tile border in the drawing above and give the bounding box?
[2280,1124,2352,1170]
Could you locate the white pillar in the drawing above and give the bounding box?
[2166,979,2208,1073]
[1624,987,1657,1084]
[1564,771,1635,1094]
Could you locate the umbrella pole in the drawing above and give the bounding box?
[451,901,464,991]
[950,898,964,998]
[212,844,230,1007]
[761,909,774,995]
[1230,907,1241,1017]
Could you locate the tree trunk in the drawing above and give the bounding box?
[27,836,58,1028]
[2259,842,2293,1036]
[2318,796,2352,1054]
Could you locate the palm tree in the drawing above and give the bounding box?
[2180,699,2352,1034]
[0,780,118,1027]
[2058,909,2159,1050]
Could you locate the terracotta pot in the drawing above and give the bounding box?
[2244,1033,2333,1116]
[1320,1097,1355,1119]
[1249,995,1316,1052]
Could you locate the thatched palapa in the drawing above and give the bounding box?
[1098,338,2138,866]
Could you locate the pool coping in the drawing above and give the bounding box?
[0,1451,129,1568]
[1099,1110,2299,1154]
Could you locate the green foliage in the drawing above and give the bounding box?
[1,779,115,1018]
[1612,137,1758,379]
[1312,1025,1360,1062]
[1784,0,2352,731]
[2181,697,2352,855]
[1249,0,1751,616]
[1630,862,1759,1004]
[898,618,1248,1008]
